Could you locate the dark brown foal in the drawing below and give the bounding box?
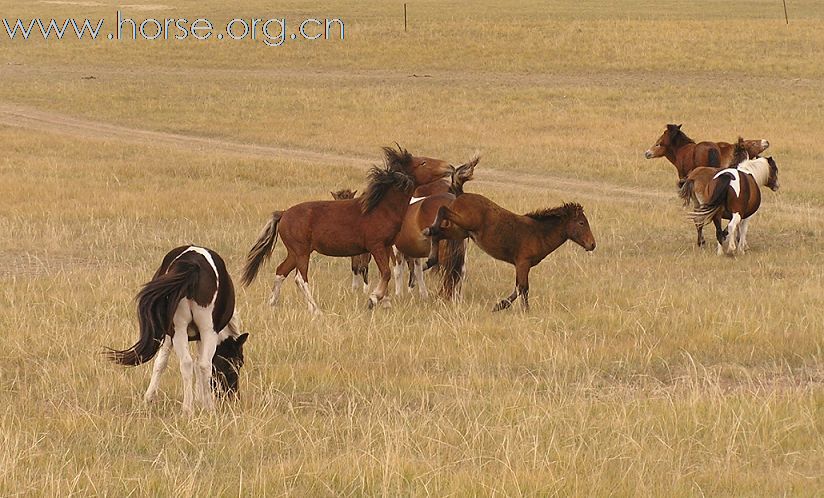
[422,194,596,311]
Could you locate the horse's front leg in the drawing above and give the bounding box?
[422,206,451,270]
[696,224,705,247]
[367,245,392,309]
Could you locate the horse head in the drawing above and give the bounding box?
[766,157,780,191]
[645,124,683,159]
[564,203,596,251]
[384,143,453,187]
[211,332,249,397]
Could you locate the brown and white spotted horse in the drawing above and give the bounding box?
[645,124,770,181]
[106,245,249,413]
[685,157,780,256]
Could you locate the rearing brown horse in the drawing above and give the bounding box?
[241,145,453,313]
[645,124,769,180]
[422,195,596,311]
[393,155,479,300]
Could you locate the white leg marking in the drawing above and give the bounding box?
[392,253,406,296]
[144,336,172,403]
[193,305,218,411]
[738,216,752,253]
[726,213,742,254]
[413,259,429,299]
[171,300,194,414]
[268,275,286,307]
[295,273,321,315]
[351,271,362,291]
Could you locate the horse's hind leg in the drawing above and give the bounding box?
[493,288,519,312]
[144,336,172,404]
[738,216,752,253]
[294,255,321,315]
[171,301,195,414]
[270,254,296,306]
[413,258,429,298]
[725,213,742,255]
[192,307,218,411]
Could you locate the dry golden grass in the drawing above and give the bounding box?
[0,0,822,496]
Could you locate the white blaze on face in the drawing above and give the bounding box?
[713,168,741,197]
[409,197,425,204]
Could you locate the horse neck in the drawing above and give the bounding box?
[372,187,413,218]
[739,159,769,186]
[533,218,568,251]
[413,179,450,197]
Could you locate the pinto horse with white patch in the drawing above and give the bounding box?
[242,145,454,313]
[106,246,249,413]
[684,157,780,255]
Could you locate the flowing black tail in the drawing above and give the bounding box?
[106,262,199,366]
[241,211,283,286]
[436,238,466,300]
[689,173,731,227]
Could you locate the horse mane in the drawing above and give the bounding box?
[667,124,694,146]
[331,188,358,200]
[731,137,749,167]
[525,202,583,222]
[360,145,415,213]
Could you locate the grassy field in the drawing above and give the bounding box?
[1,0,822,495]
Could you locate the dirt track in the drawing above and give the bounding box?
[0,102,669,203]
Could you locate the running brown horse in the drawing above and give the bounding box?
[393,155,479,300]
[684,156,779,256]
[645,124,770,180]
[241,145,453,313]
[330,188,371,293]
[422,195,596,311]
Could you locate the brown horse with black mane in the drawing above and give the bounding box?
[241,145,453,313]
[422,194,596,311]
[645,124,769,180]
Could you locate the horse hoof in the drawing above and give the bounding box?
[367,298,377,310]
[492,301,511,312]
[422,259,437,271]
[422,227,432,236]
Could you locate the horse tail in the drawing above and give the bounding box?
[437,238,466,299]
[449,154,480,196]
[106,262,199,366]
[241,211,282,286]
[707,148,720,168]
[689,174,730,227]
[678,178,695,207]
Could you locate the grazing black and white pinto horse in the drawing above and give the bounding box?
[106,245,249,413]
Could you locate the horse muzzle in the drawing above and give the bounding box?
[644,149,654,159]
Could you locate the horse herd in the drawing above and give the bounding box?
[107,125,781,412]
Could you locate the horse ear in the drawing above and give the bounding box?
[236,333,249,346]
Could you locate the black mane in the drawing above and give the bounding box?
[525,202,584,222]
[360,145,415,213]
